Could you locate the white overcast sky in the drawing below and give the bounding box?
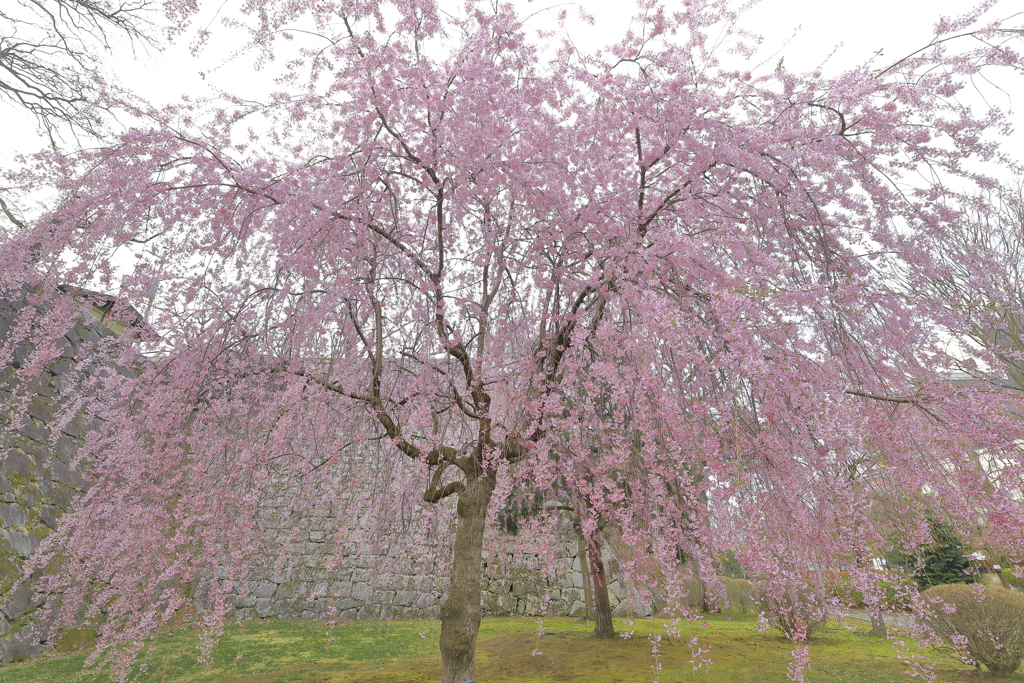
[2,0,1021,161]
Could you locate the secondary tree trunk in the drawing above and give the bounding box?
[439,473,495,683]
[576,530,595,621]
[689,555,710,613]
[586,534,616,638]
[869,610,887,637]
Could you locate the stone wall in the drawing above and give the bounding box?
[0,287,119,661]
[222,532,639,623]
[219,492,642,622]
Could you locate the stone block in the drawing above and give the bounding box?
[334,597,360,612]
[3,449,32,478]
[254,598,274,617]
[53,436,77,463]
[313,597,335,613]
[232,595,256,608]
[49,487,74,510]
[274,599,297,618]
[0,503,27,527]
[50,356,74,375]
[54,626,96,653]
[26,374,56,398]
[18,417,50,443]
[254,580,277,599]
[26,397,54,424]
[0,633,46,663]
[10,341,33,369]
[275,582,298,599]
[2,585,42,621]
[2,530,39,558]
[17,484,40,509]
[370,590,396,606]
[50,460,84,487]
[525,595,541,615]
[544,599,565,616]
[39,505,60,530]
[59,418,84,440]
[350,582,371,602]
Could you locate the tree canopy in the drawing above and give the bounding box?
[2,1,1024,681]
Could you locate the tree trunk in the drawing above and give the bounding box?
[689,555,711,613]
[586,534,616,638]
[439,474,495,683]
[869,610,887,637]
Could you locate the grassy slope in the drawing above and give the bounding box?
[0,615,1020,683]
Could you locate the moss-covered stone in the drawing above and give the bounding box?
[53,625,96,653]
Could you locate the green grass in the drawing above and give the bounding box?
[0,614,1020,683]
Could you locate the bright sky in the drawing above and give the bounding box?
[2,0,1020,160]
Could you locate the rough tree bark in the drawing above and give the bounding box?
[439,473,496,683]
[869,611,888,637]
[576,530,595,621]
[586,533,616,639]
[689,555,711,614]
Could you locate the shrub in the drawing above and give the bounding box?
[680,577,705,611]
[724,578,756,615]
[922,584,1024,677]
[754,579,829,640]
[998,565,1024,591]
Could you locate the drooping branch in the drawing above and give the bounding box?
[845,388,942,422]
[424,480,465,503]
[845,389,926,404]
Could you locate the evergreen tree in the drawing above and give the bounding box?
[888,520,975,590]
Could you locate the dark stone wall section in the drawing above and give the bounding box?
[0,290,105,662]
